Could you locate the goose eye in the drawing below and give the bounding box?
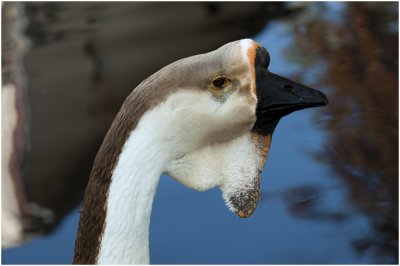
[212,77,227,88]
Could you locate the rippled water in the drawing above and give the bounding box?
[2,2,398,264]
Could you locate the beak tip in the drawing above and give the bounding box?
[323,96,329,105]
[314,90,329,106]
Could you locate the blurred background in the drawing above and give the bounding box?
[2,2,398,264]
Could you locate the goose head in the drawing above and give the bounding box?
[158,39,328,217]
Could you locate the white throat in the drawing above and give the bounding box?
[97,122,164,264]
[98,130,164,264]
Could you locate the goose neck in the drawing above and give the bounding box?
[97,128,166,264]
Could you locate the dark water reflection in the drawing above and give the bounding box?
[284,2,398,263]
[2,2,398,264]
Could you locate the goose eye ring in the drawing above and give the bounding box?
[212,77,229,88]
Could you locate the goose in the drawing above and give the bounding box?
[73,39,328,264]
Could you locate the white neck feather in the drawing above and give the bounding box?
[97,123,167,264]
[97,90,209,264]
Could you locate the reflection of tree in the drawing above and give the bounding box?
[287,2,398,263]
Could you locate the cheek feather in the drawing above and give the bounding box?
[237,39,260,108]
[246,41,260,97]
[252,133,272,163]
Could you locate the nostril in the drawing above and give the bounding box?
[283,84,293,90]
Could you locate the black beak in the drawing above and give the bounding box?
[252,47,328,136]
